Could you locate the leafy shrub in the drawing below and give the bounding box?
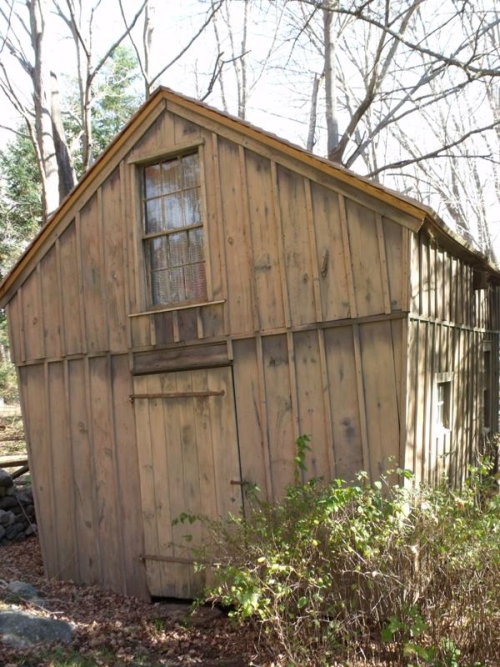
[187,436,500,666]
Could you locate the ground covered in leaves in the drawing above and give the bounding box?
[0,538,264,666]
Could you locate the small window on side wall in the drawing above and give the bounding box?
[142,152,207,306]
[435,372,453,433]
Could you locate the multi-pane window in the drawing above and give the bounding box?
[143,152,207,306]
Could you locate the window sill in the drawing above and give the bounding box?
[129,299,225,318]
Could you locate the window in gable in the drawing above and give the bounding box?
[142,152,207,306]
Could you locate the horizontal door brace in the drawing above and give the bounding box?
[129,390,225,403]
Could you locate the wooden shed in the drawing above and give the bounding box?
[1,88,499,600]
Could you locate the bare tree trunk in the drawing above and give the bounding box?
[323,0,339,161]
[29,0,60,219]
[51,72,75,199]
[143,0,154,96]
[307,73,322,151]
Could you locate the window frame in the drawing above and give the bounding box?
[130,139,211,312]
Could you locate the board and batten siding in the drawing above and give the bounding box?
[406,232,500,487]
[4,98,442,598]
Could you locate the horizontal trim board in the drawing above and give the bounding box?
[140,554,210,565]
[409,313,500,335]
[127,138,205,165]
[132,342,228,375]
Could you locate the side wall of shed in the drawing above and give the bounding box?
[406,232,500,486]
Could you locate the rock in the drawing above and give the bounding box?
[0,525,5,540]
[5,524,23,540]
[5,485,16,496]
[0,496,18,510]
[0,510,16,526]
[7,581,39,600]
[0,470,13,489]
[25,525,37,537]
[16,492,32,505]
[0,611,73,648]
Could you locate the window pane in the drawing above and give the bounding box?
[162,158,182,194]
[188,228,204,263]
[144,164,163,198]
[163,193,185,229]
[151,267,186,304]
[168,232,189,268]
[184,262,207,300]
[147,236,169,271]
[144,199,164,234]
[183,153,200,189]
[184,189,201,225]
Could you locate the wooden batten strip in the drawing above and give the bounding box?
[44,361,60,574]
[338,195,358,318]
[286,332,300,443]
[18,286,26,363]
[198,143,214,301]
[75,213,87,353]
[127,138,205,165]
[196,308,204,339]
[107,354,127,594]
[131,390,225,400]
[238,146,260,332]
[375,214,392,314]
[129,299,225,317]
[149,315,157,347]
[55,239,68,356]
[304,180,323,322]
[36,264,46,360]
[352,325,370,476]
[401,228,410,311]
[211,134,230,335]
[84,356,103,581]
[97,187,110,352]
[270,161,292,328]
[172,311,180,342]
[63,358,80,580]
[255,335,273,501]
[119,162,133,349]
[317,328,336,479]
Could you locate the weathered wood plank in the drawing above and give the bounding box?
[232,338,270,499]
[89,356,124,592]
[277,165,316,326]
[40,248,63,359]
[59,222,84,354]
[245,150,285,330]
[68,358,99,584]
[310,183,350,321]
[111,354,148,599]
[21,269,44,361]
[132,343,228,375]
[47,361,77,581]
[323,327,364,481]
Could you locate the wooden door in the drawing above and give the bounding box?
[133,366,242,598]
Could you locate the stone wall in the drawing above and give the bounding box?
[0,470,36,544]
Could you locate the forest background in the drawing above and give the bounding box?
[0,0,499,399]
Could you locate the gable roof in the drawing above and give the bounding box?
[1,86,499,307]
